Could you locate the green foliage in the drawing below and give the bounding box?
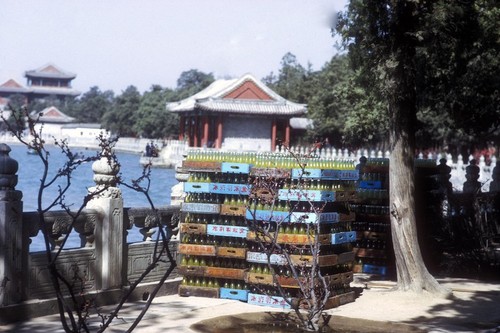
[70,86,115,123]
[102,85,141,137]
[175,69,215,100]
[335,0,500,152]
[133,85,179,139]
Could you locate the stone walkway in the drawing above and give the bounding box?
[1,276,499,333]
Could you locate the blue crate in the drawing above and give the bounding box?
[245,209,290,223]
[206,224,248,238]
[278,189,335,202]
[221,162,251,174]
[184,182,210,193]
[291,168,322,179]
[330,231,357,244]
[359,180,382,189]
[209,183,251,195]
[362,264,387,276]
[220,288,249,301]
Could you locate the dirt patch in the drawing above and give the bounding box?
[191,311,425,333]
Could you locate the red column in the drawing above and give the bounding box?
[193,116,199,147]
[271,119,277,151]
[202,116,209,147]
[216,116,223,148]
[179,116,185,141]
[285,120,290,148]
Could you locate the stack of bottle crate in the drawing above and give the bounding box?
[352,157,392,277]
[178,151,359,309]
[178,156,251,301]
[244,157,358,309]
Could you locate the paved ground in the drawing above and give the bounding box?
[1,276,499,333]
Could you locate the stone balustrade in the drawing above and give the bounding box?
[0,143,181,324]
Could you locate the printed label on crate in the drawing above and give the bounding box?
[221,162,251,174]
[277,233,331,245]
[181,203,220,214]
[207,224,248,238]
[246,210,290,223]
[247,293,291,309]
[359,180,382,189]
[205,267,246,280]
[330,231,357,244]
[210,183,251,195]
[246,251,288,265]
[178,244,217,256]
[220,287,248,301]
[278,189,335,202]
[291,168,322,179]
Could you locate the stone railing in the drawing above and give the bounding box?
[0,143,181,323]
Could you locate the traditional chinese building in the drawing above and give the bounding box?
[166,73,307,151]
[0,63,80,107]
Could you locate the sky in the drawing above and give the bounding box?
[1,0,348,95]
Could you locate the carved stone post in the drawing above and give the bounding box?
[463,159,481,193]
[86,155,125,290]
[0,144,25,305]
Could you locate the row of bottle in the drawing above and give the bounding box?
[356,257,388,266]
[350,204,390,215]
[187,172,249,184]
[184,213,246,226]
[351,221,389,233]
[185,149,358,171]
[184,193,250,205]
[181,234,247,247]
[356,189,389,201]
[181,277,248,290]
[359,172,388,182]
[248,220,352,235]
[281,179,358,191]
[354,238,387,250]
[249,262,353,277]
[247,241,353,256]
[180,255,247,269]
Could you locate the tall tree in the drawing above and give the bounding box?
[174,69,214,100]
[71,86,115,123]
[134,85,178,139]
[102,85,141,137]
[337,0,450,295]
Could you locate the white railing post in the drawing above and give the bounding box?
[0,144,26,305]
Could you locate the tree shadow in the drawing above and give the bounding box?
[403,287,500,332]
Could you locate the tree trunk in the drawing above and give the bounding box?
[389,132,449,296]
[388,1,450,296]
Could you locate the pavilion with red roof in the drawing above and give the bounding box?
[166,73,307,151]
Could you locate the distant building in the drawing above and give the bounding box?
[29,106,76,138]
[0,63,80,108]
[27,105,105,145]
[166,73,308,151]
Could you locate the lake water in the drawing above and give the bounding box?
[7,143,179,251]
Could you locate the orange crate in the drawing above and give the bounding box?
[205,267,246,280]
[178,244,216,256]
[180,223,207,235]
[220,204,246,216]
[217,246,247,259]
